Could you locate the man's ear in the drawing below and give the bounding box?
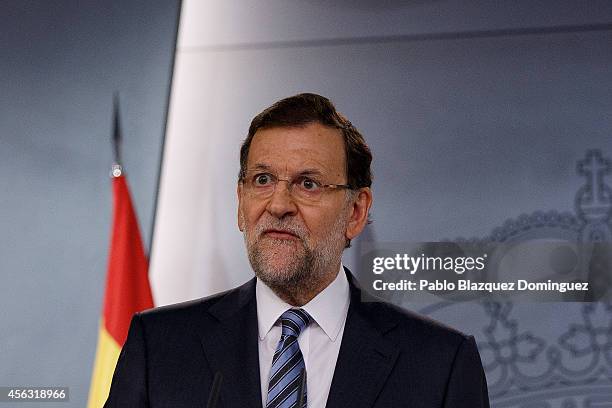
[346,187,372,241]
[237,183,245,231]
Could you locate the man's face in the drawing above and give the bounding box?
[237,122,351,293]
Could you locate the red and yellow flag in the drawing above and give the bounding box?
[87,171,154,408]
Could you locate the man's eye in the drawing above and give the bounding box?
[254,174,273,186]
[298,178,321,191]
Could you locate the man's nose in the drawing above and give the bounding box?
[265,181,298,219]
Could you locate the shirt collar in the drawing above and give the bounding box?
[256,263,350,342]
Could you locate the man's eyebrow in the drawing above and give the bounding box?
[295,168,324,177]
[247,164,325,176]
[248,163,272,171]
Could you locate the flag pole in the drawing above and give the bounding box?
[111,93,123,177]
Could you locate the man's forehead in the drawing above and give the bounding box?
[247,123,346,174]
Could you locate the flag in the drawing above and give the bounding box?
[87,168,154,408]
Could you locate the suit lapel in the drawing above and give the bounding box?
[192,270,399,408]
[196,278,263,408]
[326,270,400,408]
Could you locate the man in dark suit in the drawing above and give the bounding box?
[105,93,490,407]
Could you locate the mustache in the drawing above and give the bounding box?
[254,218,308,241]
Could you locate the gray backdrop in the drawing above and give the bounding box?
[0,1,180,407]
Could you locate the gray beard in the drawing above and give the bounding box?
[248,237,322,296]
[243,214,347,298]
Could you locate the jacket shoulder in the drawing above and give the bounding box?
[360,293,471,352]
[135,280,252,329]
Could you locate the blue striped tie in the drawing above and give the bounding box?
[266,309,311,408]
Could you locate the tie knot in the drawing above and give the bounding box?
[280,309,311,338]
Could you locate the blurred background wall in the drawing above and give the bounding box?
[2,1,612,407]
[0,1,180,407]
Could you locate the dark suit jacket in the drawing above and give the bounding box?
[105,269,490,407]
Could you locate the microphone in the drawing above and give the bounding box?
[206,371,223,408]
[296,368,306,408]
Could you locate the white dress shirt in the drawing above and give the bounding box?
[256,264,350,408]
